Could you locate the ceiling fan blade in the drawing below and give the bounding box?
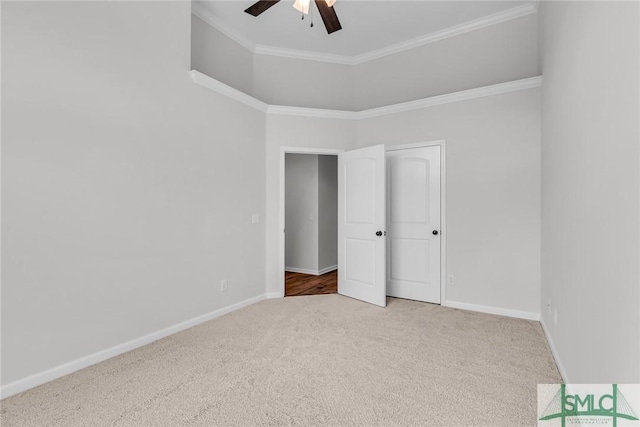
[244,0,280,17]
[314,0,342,34]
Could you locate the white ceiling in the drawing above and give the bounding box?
[194,0,535,58]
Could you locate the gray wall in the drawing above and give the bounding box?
[12,0,629,393]
[351,13,539,110]
[284,154,338,273]
[539,1,640,383]
[356,89,542,317]
[264,88,543,316]
[318,155,338,271]
[2,1,266,385]
[253,55,355,111]
[191,14,254,95]
[285,154,319,272]
[192,13,539,111]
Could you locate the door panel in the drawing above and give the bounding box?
[387,146,441,304]
[345,238,376,285]
[338,145,386,307]
[390,238,429,283]
[345,158,376,224]
[390,159,429,224]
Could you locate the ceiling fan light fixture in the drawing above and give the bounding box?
[245,0,341,34]
[293,0,310,15]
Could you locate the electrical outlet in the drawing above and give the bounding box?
[220,279,228,292]
[447,274,455,285]
[547,298,552,314]
[252,213,259,224]
[554,308,558,325]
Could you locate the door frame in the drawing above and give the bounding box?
[278,142,446,303]
[385,140,447,304]
[279,147,345,297]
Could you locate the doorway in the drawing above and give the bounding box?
[278,142,445,306]
[284,153,339,296]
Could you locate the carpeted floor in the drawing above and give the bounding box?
[1,295,561,426]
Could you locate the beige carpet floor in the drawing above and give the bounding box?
[1,295,561,426]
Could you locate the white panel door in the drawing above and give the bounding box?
[386,146,441,304]
[338,145,386,307]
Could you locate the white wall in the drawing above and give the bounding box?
[285,154,319,272]
[1,1,265,386]
[356,89,542,317]
[318,155,338,271]
[265,115,356,296]
[539,1,640,383]
[352,13,539,110]
[191,15,254,95]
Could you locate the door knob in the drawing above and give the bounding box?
[376,231,383,236]
[432,230,439,235]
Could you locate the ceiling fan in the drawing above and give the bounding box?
[244,0,342,34]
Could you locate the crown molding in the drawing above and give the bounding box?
[267,105,357,120]
[191,2,256,53]
[253,45,353,65]
[531,0,541,12]
[350,3,537,65]
[190,70,267,112]
[191,70,542,121]
[192,2,538,66]
[356,76,543,119]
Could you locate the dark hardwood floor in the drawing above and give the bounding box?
[285,270,337,296]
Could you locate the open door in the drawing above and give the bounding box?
[338,145,386,307]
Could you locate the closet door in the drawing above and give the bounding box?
[386,146,441,304]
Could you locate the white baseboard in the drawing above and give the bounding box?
[443,300,540,321]
[266,292,283,299]
[540,317,569,384]
[318,265,338,275]
[0,293,267,400]
[285,265,337,276]
[284,266,318,275]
